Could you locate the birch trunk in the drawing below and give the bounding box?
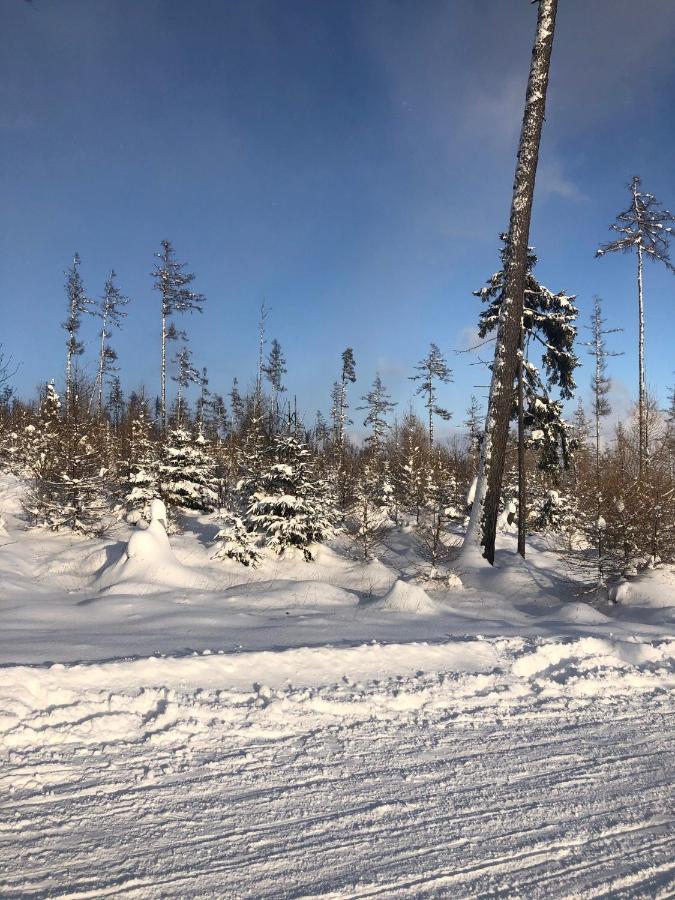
[461,0,558,565]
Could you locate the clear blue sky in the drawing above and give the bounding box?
[2,0,674,433]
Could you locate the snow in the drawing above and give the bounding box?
[0,475,673,896]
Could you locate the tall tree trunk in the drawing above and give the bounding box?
[428,384,434,449]
[94,313,108,416]
[594,348,602,581]
[517,322,526,558]
[461,0,558,565]
[65,347,73,420]
[161,313,167,432]
[636,240,645,479]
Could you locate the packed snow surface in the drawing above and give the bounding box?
[0,476,673,897]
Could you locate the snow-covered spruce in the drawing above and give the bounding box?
[212,515,261,567]
[125,403,160,523]
[158,426,217,514]
[23,383,113,535]
[247,432,336,561]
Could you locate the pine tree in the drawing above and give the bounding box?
[597,177,674,477]
[93,271,130,415]
[63,254,94,418]
[152,240,205,431]
[410,343,453,447]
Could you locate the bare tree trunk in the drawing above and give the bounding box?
[428,385,434,449]
[593,342,603,584]
[517,323,526,558]
[65,349,73,420]
[161,313,167,432]
[636,240,645,479]
[93,313,108,416]
[461,0,558,565]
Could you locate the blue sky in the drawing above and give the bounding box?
[2,0,674,434]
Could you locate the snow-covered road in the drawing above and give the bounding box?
[2,637,674,898]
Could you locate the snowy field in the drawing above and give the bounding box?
[1,475,674,898]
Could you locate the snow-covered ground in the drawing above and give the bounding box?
[1,475,673,897]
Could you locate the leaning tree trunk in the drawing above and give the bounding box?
[461,0,558,565]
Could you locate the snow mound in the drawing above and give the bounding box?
[373,579,438,614]
[542,602,611,625]
[224,579,359,609]
[609,568,675,609]
[96,502,214,594]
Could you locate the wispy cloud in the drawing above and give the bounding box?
[537,157,587,203]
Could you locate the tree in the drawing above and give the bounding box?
[63,254,94,417]
[462,0,559,565]
[332,347,357,450]
[125,401,159,523]
[464,395,482,474]
[172,345,200,425]
[359,374,397,458]
[247,433,335,560]
[230,378,245,431]
[585,297,622,493]
[24,382,112,535]
[213,515,260,567]
[152,240,205,431]
[255,301,269,416]
[159,427,217,514]
[473,234,578,556]
[596,177,674,477]
[107,377,125,430]
[410,343,453,447]
[93,271,130,415]
[264,338,287,429]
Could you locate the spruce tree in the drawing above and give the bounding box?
[463,0,559,564]
[410,343,453,447]
[125,401,159,523]
[248,432,335,560]
[159,426,217,515]
[264,338,287,430]
[359,374,397,458]
[93,271,130,415]
[597,177,674,477]
[63,254,94,418]
[152,240,205,431]
[172,345,200,425]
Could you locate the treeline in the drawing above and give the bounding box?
[1,170,674,593]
